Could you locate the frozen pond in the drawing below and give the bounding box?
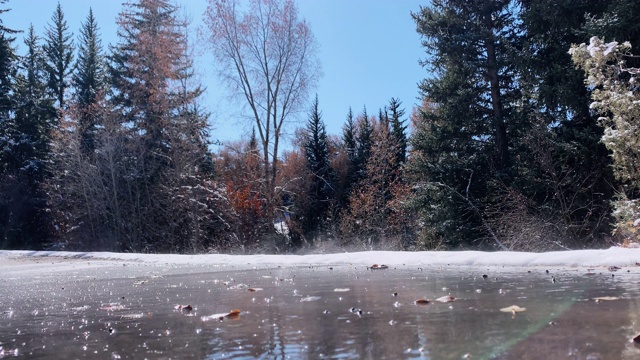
[2,254,640,359]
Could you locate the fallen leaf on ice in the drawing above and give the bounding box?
[435,295,456,303]
[201,309,241,322]
[415,299,431,305]
[591,296,620,302]
[370,264,389,270]
[500,305,526,313]
[334,288,350,292]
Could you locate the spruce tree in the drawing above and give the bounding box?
[1,25,57,249]
[0,2,20,248]
[14,25,57,178]
[339,107,357,208]
[354,106,372,183]
[388,97,407,169]
[109,0,202,170]
[73,8,105,156]
[104,0,212,252]
[342,107,356,166]
[303,95,334,234]
[0,7,17,175]
[516,0,616,244]
[43,2,74,110]
[411,0,522,247]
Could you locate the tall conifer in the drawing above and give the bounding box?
[43,2,74,109]
[73,8,105,156]
[303,95,334,233]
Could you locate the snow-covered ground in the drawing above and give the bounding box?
[2,247,640,269]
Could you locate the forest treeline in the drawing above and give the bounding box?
[0,0,639,253]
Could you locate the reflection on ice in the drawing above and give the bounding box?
[1,259,640,358]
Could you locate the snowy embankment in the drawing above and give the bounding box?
[2,247,640,268]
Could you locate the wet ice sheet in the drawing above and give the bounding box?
[2,262,640,359]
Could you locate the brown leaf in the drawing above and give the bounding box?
[370,264,389,270]
[226,309,240,319]
[415,299,431,305]
[435,295,456,303]
[201,309,241,322]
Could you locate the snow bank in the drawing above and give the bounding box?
[2,247,640,268]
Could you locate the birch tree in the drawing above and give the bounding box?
[203,0,320,211]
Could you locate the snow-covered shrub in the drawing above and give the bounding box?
[570,37,640,241]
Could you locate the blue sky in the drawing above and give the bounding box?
[4,0,426,148]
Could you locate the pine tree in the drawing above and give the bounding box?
[110,0,202,171]
[340,117,415,248]
[43,2,74,109]
[388,97,407,169]
[411,0,522,248]
[354,107,372,181]
[73,8,105,156]
[103,0,212,252]
[303,95,335,235]
[0,5,18,175]
[342,107,356,166]
[14,25,57,178]
[338,107,357,209]
[1,25,57,249]
[0,2,20,247]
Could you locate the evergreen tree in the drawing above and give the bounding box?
[339,107,357,209]
[340,119,403,247]
[109,0,203,172]
[411,0,522,248]
[14,25,57,177]
[0,4,17,175]
[0,2,20,247]
[388,97,407,169]
[378,107,388,128]
[43,2,74,109]
[303,95,334,234]
[1,25,57,249]
[354,106,372,183]
[342,107,356,166]
[73,8,105,156]
[516,0,616,245]
[102,0,212,252]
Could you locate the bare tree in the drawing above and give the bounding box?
[203,0,320,209]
